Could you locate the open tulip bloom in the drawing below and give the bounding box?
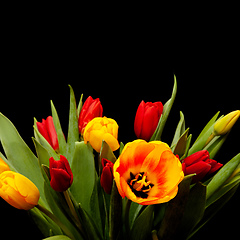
[0,80,239,240]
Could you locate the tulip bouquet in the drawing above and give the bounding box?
[0,77,239,240]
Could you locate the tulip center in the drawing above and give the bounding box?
[128,172,154,198]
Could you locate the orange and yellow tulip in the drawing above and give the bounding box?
[113,140,184,205]
[0,157,10,174]
[83,117,120,152]
[0,171,40,210]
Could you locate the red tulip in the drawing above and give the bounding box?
[79,96,103,134]
[182,150,223,183]
[134,100,163,141]
[49,155,73,192]
[37,116,59,151]
[100,158,114,194]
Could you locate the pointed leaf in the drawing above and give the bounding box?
[100,140,117,164]
[66,85,79,165]
[51,101,67,155]
[173,128,189,157]
[150,75,177,141]
[171,111,186,147]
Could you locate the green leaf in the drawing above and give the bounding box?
[189,183,239,239]
[130,205,154,240]
[70,141,96,214]
[206,153,240,199]
[157,175,192,240]
[33,124,59,161]
[43,236,72,240]
[77,202,103,240]
[150,75,177,141]
[175,183,206,239]
[77,93,84,117]
[29,207,63,237]
[0,113,46,205]
[173,128,189,158]
[100,140,117,164]
[188,111,220,155]
[66,85,79,165]
[51,100,67,155]
[109,181,123,240]
[171,111,186,148]
[204,133,229,159]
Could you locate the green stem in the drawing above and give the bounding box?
[63,190,84,233]
[204,133,215,147]
[36,204,76,240]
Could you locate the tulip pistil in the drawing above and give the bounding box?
[128,172,154,198]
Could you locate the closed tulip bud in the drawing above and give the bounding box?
[100,158,114,194]
[214,110,240,136]
[134,100,163,141]
[49,155,73,192]
[37,116,59,151]
[0,171,40,210]
[83,117,120,153]
[79,96,103,134]
[182,150,223,183]
[0,157,10,174]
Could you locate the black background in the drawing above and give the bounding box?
[1,11,239,240]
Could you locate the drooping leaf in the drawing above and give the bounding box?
[70,141,96,214]
[66,85,79,165]
[150,75,177,141]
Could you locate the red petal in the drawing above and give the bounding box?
[100,166,113,194]
[134,101,145,138]
[46,116,59,151]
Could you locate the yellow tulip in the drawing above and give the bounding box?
[83,117,120,152]
[0,157,10,174]
[214,110,240,135]
[0,171,40,210]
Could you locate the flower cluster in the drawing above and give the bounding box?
[0,80,239,240]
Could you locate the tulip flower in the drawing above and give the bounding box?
[37,116,59,151]
[182,150,223,183]
[79,96,103,134]
[214,110,240,136]
[0,171,40,210]
[113,140,184,205]
[0,157,10,174]
[49,155,73,192]
[100,158,114,194]
[134,100,163,141]
[83,117,120,153]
